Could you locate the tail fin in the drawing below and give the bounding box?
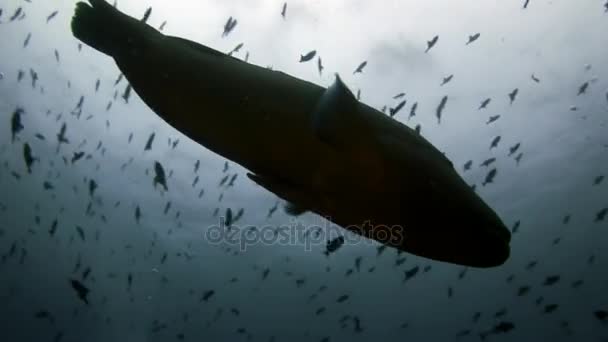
[71,0,149,57]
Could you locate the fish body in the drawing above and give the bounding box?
[70,0,510,267]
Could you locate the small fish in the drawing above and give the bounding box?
[531,74,540,83]
[23,143,37,173]
[153,161,168,191]
[593,175,604,185]
[408,102,418,121]
[517,285,530,296]
[480,157,496,168]
[324,236,345,256]
[23,33,32,48]
[486,115,500,124]
[511,220,520,233]
[508,143,521,156]
[144,132,155,151]
[69,279,89,304]
[390,100,406,117]
[10,7,23,22]
[46,10,59,23]
[543,304,559,314]
[122,84,132,102]
[317,56,323,75]
[135,206,142,224]
[159,21,167,31]
[440,74,454,86]
[300,50,316,62]
[490,136,501,149]
[436,96,448,124]
[336,294,349,303]
[543,275,560,286]
[482,168,497,186]
[594,208,607,222]
[75,226,85,242]
[281,2,287,18]
[11,107,25,142]
[508,88,519,105]
[577,81,589,95]
[479,98,491,110]
[425,35,439,53]
[466,33,480,45]
[353,61,367,74]
[463,160,472,171]
[222,17,238,37]
[141,7,152,23]
[201,290,215,302]
[403,265,419,282]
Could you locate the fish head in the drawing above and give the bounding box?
[386,138,511,268]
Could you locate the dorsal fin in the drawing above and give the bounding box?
[311,74,358,147]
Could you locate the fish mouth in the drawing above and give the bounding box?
[397,223,511,268]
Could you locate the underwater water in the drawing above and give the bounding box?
[1,0,608,341]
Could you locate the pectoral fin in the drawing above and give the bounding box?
[247,173,313,216]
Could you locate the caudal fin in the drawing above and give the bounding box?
[71,0,147,57]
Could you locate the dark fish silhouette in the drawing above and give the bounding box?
[336,294,349,303]
[69,279,89,304]
[324,236,344,256]
[300,50,316,62]
[511,220,520,233]
[577,81,589,95]
[390,100,406,117]
[425,35,439,53]
[531,74,540,83]
[144,132,155,151]
[317,56,324,76]
[480,321,515,340]
[281,2,287,19]
[403,265,419,282]
[523,0,530,9]
[544,304,559,313]
[23,33,32,48]
[482,168,497,186]
[508,88,518,104]
[141,7,151,23]
[201,290,215,302]
[517,285,530,296]
[23,143,37,173]
[486,115,500,124]
[440,75,453,86]
[595,208,607,222]
[466,33,480,45]
[408,102,418,120]
[122,83,132,102]
[70,0,511,268]
[508,143,521,156]
[153,161,168,191]
[10,7,23,21]
[47,10,59,22]
[436,96,448,124]
[222,16,237,37]
[480,157,496,167]
[490,136,501,149]
[595,310,608,321]
[159,21,167,31]
[11,107,25,142]
[34,310,55,324]
[463,160,472,171]
[353,61,367,74]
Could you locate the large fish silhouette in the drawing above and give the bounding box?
[71,0,510,267]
